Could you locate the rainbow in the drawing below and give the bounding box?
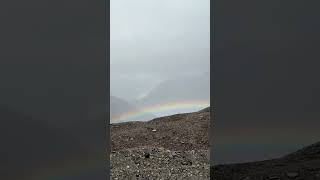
[111,99,210,123]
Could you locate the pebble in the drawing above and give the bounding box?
[152,129,157,132]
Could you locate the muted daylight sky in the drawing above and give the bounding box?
[111,0,210,101]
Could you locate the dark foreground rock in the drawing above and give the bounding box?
[211,142,320,180]
[110,107,210,179]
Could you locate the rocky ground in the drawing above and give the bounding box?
[111,148,209,179]
[110,107,210,179]
[211,142,320,180]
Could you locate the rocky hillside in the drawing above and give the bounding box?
[110,107,210,179]
[211,141,320,180]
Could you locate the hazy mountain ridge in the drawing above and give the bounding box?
[110,72,209,123]
[138,72,210,106]
[110,95,155,123]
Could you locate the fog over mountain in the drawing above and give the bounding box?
[136,72,210,117]
[110,0,210,120]
[139,72,210,104]
[110,72,210,123]
[110,96,155,123]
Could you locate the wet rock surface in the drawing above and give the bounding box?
[211,142,320,180]
[110,107,210,179]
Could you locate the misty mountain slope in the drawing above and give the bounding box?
[211,141,320,180]
[138,72,210,106]
[111,107,210,179]
[110,96,132,117]
[110,95,155,123]
[0,106,95,180]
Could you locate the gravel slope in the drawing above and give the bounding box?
[110,107,210,179]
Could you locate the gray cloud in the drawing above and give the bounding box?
[111,0,210,100]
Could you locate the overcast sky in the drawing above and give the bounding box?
[111,0,210,101]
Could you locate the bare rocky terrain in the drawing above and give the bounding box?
[211,141,320,180]
[110,107,210,179]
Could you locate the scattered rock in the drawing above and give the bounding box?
[111,148,210,179]
[144,152,150,159]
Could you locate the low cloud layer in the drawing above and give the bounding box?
[111,0,210,101]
